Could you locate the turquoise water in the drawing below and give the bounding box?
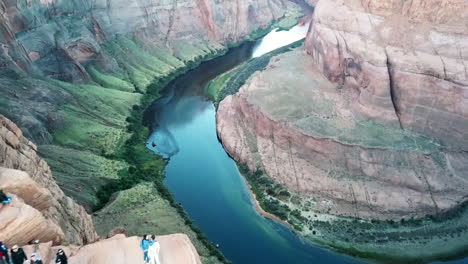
[145,29,468,264]
[145,40,366,264]
[147,95,365,264]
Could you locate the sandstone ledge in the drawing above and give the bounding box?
[20,234,201,264]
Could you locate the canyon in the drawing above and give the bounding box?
[0,0,296,263]
[216,0,468,262]
[0,115,200,263]
[0,0,291,210]
[1,0,467,263]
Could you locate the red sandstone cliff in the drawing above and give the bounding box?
[216,0,468,220]
[0,115,97,245]
[304,0,468,149]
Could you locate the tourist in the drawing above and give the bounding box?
[0,242,9,264]
[10,245,27,264]
[0,190,11,207]
[139,235,150,264]
[0,250,5,264]
[55,249,67,264]
[148,235,161,264]
[29,253,43,264]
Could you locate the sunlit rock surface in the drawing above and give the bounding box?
[21,234,201,264]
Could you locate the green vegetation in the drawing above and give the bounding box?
[94,183,225,264]
[34,34,231,263]
[239,165,306,232]
[88,45,231,263]
[242,157,468,264]
[88,66,135,92]
[206,40,304,102]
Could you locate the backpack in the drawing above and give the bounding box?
[0,244,8,255]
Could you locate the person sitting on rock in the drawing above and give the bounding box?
[10,245,27,264]
[139,235,150,264]
[0,242,9,264]
[0,190,11,206]
[30,253,43,264]
[55,249,67,264]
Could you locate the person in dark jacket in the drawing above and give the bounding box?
[10,245,27,264]
[0,242,9,264]
[55,249,67,264]
[30,253,43,264]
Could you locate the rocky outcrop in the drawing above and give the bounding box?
[304,0,468,150]
[20,234,201,264]
[0,115,97,245]
[217,49,468,220]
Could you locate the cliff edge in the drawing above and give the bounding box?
[0,115,97,245]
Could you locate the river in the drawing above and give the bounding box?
[145,23,468,264]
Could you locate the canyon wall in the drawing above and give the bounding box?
[0,1,293,262]
[0,115,97,245]
[304,0,468,150]
[0,115,202,263]
[0,0,289,143]
[216,0,468,259]
[217,0,468,220]
[0,0,292,210]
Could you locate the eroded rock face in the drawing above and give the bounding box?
[1,0,287,78]
[304,0,468,150]
[0,115,97,245]
[217,0,468,221]
[217,49,468,220]
[0,0,289,143]
[0,193,64,246]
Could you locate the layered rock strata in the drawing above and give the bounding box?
[0,0,289,142]
[217,0,468,222]
[0,115,97,245]
[217,49,468,220]
[304,0,468,150]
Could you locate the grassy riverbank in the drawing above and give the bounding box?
[38,38,230,263]
[93,49,235,263]
[205,40,304,102]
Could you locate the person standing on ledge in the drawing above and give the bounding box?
[139,235,150,264]
[148,235,161,264]
[10,245,27,264]
[55,249,67,264]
